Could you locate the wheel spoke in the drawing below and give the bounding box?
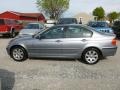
[85,49,99,64]
[12,48,24,60]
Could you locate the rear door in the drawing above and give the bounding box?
[60,26,93,58]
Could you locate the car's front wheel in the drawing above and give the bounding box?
[10,47,28,61]
[82,48,100,65]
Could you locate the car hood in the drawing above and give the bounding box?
[9,35,33,44]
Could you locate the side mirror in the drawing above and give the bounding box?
[35,35,40,39]
[40,35,46,39]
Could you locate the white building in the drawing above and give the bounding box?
[74,12,94,24]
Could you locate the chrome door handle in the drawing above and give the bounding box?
[56,40,62,42]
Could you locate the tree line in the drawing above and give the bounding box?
[36,0,120,24]
[93,7,120,24]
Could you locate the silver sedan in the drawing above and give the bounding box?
[6,24,117,64]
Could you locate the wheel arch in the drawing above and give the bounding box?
[10,45,28,57]
[82,46,103,58]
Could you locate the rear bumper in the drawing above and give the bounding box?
[102,47,117,57]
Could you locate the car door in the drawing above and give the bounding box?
[59,26,93,58]
[31,26,65,57]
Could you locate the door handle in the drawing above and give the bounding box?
[81,39,87,42]
[56,40,62,42]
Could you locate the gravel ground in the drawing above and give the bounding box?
[0,37,120,90]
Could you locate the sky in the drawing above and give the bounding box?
[0,0,120,17]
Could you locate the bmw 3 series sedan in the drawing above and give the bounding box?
[6,24,117,64]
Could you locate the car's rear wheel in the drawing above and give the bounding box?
[82,48,100,65]
[10,47,28,61]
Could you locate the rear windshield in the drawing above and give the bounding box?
[0,19,5,25]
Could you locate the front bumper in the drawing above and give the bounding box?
[102,47,117,57]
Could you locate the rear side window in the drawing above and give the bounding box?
[0,19,5,25]
[41,26,64,39]
[65,26,92,38]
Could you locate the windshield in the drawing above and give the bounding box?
[0,19,5,25]
[88,22,109,27]
[24,24,39,29]
[57,18,77,24]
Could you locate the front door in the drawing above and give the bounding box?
[31,26,65,57]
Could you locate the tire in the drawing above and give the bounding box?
[82,48,100,65]
[10,30,16,38]
[10,47,28,62]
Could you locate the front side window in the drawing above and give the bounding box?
[40,26,64,39]
[65,26,92,38]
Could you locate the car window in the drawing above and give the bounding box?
[88,22,109,27]
[5,20,11,25]
[65,26,92,38]
[39,24,44,29]
[0,19,5,25]
[41,26,64,39]
[24,24,39,29]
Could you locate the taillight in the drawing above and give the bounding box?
[112,38,117,46]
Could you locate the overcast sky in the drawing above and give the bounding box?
[0,0,120,17]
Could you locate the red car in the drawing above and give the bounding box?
[0,18,23,37]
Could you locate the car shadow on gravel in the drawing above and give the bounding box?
[30,58,75,61]
[0,69,15,90]
[0,35,10,39]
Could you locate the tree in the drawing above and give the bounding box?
[36,0,69,19]
[118,12,120,19]
[93,7,105,20]
[107,12,119,23]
